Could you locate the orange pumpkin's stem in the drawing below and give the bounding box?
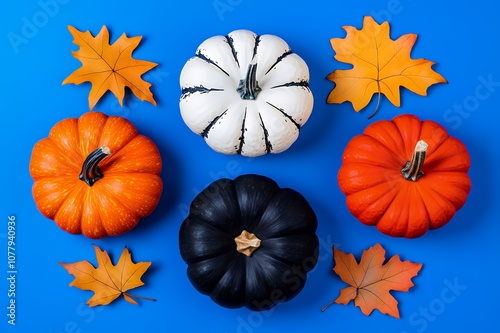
[401,140,428,182]
[79,146,111,187]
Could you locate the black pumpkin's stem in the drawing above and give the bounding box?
[401,140,428,181]
[235,230,261,257]
[79,146,111,186]
[236,61,261,100]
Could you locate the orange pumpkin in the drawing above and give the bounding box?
[29,111,163,239]
[338,114,471,238]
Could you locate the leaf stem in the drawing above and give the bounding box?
[124,292,157,302]
[321,300,337,312]
[368,89,381,119]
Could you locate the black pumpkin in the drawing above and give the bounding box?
[179,174,319,311]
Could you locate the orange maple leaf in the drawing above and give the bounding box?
[323,243,422,318]
[326,16,447,118]
[62,25,158,110]
[60,245,155,307]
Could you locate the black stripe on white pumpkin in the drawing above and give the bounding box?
[195,51,230,76]
[258,112,273,153]
[236,108,248,154]
[271,81,310,90]
[264,50,293,75]
[265,101,301,130]
[181,86,224,99]
[225,34,240,68]
[201,109,228,138]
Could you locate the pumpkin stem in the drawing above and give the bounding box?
[401,140,428,181]
[236,61,262,100]
[79,146,111,186]
[235,230,261,256]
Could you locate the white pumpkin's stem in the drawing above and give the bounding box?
[79,146,110,186]
[401,140,428,181]
[234,230,261,256]
[237,62,262,100]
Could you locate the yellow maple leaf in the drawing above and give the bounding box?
[60,245,155,307]
[326,16,447,118]
[62,25,158,110]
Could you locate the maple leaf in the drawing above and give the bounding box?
[326,16,447,118]
[60,245,155,307]
[62,25,158,110]
[322,243,422,318]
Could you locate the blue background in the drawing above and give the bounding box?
[1,0,498,332]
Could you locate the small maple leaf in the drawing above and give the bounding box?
[62,25,158,110]
[322,243,422,318]
[60,245,155,307]
[326,16,447,118]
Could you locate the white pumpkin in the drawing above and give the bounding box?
[179,29,314,157]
